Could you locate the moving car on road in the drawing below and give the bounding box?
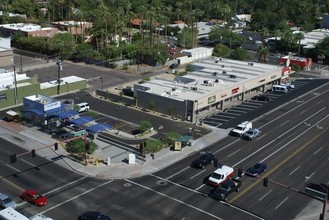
[208,178,242,202]
[191,152,215,169]
[242,128,262,140]
[246,162,267,177]
[207,165,234,187]
[230,121,252,137]
[20,190,48,207]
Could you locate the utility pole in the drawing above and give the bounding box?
[13,65,18,105]
[56,60,63,95]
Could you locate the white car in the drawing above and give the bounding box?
[76,102,90,113]
[0,193,17,209]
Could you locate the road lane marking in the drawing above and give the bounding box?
[229,125,329,203]
[260,114,329,163]
[126,179,224,220]
[289,166,300,176]
[150,174,206,196]
[233,109,327,167]
[259,189,272,201]
[275,197,289,209]
[280,120,289,126]
[305,172,316,182]
[190,169,207,179]
[21,159,36,167]
[227,149,240,157]
[37,180,114,215]
[17,176,88,207]
[0,173,25,191]
[43,176,88,195]
[313,147,322,155]
[195,184,205,191]
[166,166,190,180]
[6,164,21,172]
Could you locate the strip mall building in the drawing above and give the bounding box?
[133,48,294,123]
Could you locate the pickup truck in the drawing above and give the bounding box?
[208,178,242,202]
[191,152,215,169]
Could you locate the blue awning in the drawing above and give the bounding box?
[70,116,94,125]
[86,123,111,133]
[53,109,79,119]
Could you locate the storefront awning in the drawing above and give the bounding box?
[86,123,111,133]
[69,116,94,125]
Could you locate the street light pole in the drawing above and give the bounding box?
[13,65,18,105]
[56,60,63,95]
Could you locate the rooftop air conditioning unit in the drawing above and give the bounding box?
[248,62,255,66]
[229,74,237,79]
[191,87,198,91]
[223,71,227,75]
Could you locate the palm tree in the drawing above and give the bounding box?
[295,32,304,56]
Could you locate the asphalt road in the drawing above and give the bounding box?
[0,79,327,219]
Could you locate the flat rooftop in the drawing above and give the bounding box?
[138,57,282,101]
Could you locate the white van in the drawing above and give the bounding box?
[76,102,90,113]
[272,85,288,93]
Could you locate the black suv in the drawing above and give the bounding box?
[191,152,215,169]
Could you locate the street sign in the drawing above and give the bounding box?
[305,186,327,199]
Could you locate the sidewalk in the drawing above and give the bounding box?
[0,120,229,179]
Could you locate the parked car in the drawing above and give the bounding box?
[78,211,112,220]
[280,83,295,90]
[0,193,17,209]
[76,102,90,113]
[242,128,262,140]
[246,163,267,177]
[191,152,215,169]
[208,178,242,202]
[20,190,48,207]
[251,95,269,101]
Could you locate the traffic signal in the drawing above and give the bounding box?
[10,154,16,163]
[263,178,268,187]
[238,168,243,177]
[54,142,58,150]
[32,149,36,157]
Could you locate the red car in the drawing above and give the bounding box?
[20,190,48,207]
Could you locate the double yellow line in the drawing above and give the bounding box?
[229,125,329,203]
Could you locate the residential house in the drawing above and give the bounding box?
[0,23,58,38]
[51,21,92,35]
